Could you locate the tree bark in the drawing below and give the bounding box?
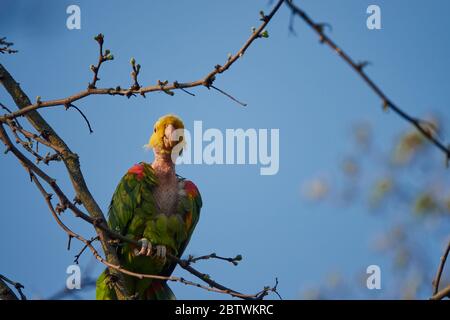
[0,278,18,300]
[0,63,131,299]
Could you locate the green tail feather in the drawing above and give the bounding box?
[96,269,175,300]
[96,269,117,300]
[145,280,176,300]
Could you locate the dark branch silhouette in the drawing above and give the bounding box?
[285,1,450,165]
[0,274,26,300]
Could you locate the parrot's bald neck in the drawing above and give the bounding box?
[151,149,176,180]
[151,149,179,215]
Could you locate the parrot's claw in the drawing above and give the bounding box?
[155,245,167,261]
[134,238,152,256]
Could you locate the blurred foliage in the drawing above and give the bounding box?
[301,117,450,299]
[302,178,329,201]
[370,177,393,207]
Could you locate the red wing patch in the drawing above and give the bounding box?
[184,180,199,198]
[128,163,145,180]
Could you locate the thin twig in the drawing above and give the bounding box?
[129,57,141,91]
[286,0,450,299]
[187,253,243,266]
[74,236,99,264]
[1,103,25,134]
[88,34,113,89]
[0,274,26,300]
[430,284,450,300]
[209,85,247,107]
[6,121,64,153]
[174,81,195,96]
[286,0,450,164]
[0,102,13,114]
[433,239,450,295]
[0,37,18,54]
[7,120,44,163]
[65,104,93,134]
[0,0,284,121]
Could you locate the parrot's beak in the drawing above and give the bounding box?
[163,124,178,149]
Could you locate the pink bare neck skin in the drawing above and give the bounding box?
[151,150,175,178]
[151,149,179,214]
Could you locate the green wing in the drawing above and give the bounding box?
[108,163,158,238]
[161,178,203,277]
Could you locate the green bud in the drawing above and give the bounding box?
[234,254,243,261]
[260,30,269,38]
[130,57,136,66]
[105,49,110,55]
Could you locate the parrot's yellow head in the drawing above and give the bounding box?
[148,114,185,155]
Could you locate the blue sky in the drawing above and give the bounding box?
[1,0,450,299]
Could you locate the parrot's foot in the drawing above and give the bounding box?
[134,238,152,256]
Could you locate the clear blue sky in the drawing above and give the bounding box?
[1,0,450,299]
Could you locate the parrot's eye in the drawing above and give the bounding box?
[154,128,156,132]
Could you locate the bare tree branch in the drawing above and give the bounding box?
[430,284,450,300]
[0,121,280,299]
[0,0,284,121]
[65,104,94,134]
[0,64,132,300]
[187,253,243,266]
[0,37,17,54]
[286,0,450,299]
[0,0,285,299]
[432,239,450,297]
[0,274,26,300]
[285,0,450,165]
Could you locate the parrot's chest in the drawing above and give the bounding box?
[153,179,180,215]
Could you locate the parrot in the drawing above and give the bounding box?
[96,114,202,300]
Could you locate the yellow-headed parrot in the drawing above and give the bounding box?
[96,114,202,300]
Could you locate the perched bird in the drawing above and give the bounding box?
[96,114,202,300]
